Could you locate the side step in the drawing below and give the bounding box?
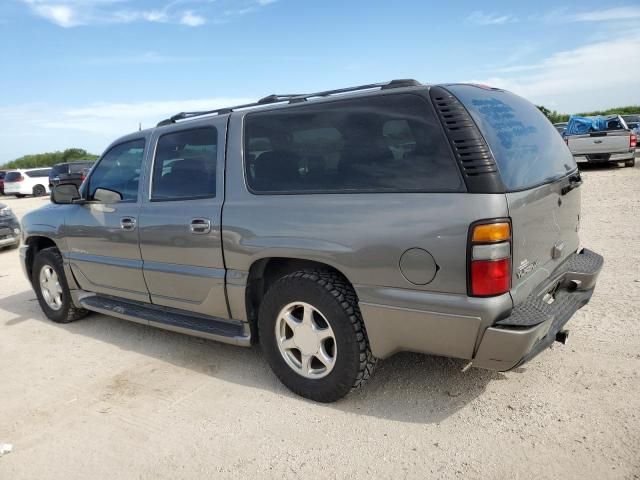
[79,295,251,347]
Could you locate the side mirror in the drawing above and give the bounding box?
[51,183,81,204]
[93,188,123,204]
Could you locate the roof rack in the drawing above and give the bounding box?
[156,79,421,127]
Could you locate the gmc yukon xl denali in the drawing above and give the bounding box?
[20,80,603,402]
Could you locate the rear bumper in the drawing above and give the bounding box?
[574,151,635,163]
[473,248,603,371]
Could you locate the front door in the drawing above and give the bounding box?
[64,138,149,303]
[137,119,228,318]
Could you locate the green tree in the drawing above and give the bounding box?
[1,148,99,170]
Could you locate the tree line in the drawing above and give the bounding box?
[0,148,99,170]
[537,105,640,124]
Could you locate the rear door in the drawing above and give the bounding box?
[137,118,228,319]
[447,85,581,303]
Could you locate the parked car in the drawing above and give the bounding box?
[0,171,6,195]
[565,115,636,167]
[0,202,20,249]
[553,122,568,134]
[49,161,95,189]
[21,80,603,402]
[3,168,52,198]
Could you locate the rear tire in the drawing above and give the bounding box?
[33,184,46,197]
[258,270,376,402]
[32,247,89,323]
[625,158,635,168]
[14,194,24,198]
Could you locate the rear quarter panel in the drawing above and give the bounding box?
[222,113,509,314]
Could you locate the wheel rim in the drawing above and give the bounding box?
[275,301,337,379]
[39,265,63,311]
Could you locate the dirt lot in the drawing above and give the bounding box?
[0,163,639,480]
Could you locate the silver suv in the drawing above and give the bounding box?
[20,80,603,402]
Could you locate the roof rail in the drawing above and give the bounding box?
[156,79,422,127]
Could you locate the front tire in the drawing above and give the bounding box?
[259,270,376,402]
[32,247,88,323]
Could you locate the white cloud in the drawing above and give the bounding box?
[20,0,277,28]
[470,31,640,112]
[0,97,252,164]
[467,11,516,26]
[570,6,640,22]
[180,10,205,26]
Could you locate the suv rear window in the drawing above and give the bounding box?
[5,172,21,182]
[51,164,69,176]
[446,85,576,191]
[244,94,463,194]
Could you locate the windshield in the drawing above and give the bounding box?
[446,84,576,191]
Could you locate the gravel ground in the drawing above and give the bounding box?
[0,161,639,479]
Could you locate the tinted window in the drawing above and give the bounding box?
[26,169,51,178]
[447,85,576,191]
[88,139,145,202]
[51,164,69,176]
[244,94,462,193]
[5,172,21,182]
[69,162,93,174]
[0,173,5,180]
[151,128,217,201]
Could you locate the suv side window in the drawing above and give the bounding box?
[26,169,51,178]
[151,127,217,201]
[87,139,145,202]
[244,94,463,194]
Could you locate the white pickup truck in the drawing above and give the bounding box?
[565,115,637,168]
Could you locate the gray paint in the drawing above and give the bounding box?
[18,83,599,372]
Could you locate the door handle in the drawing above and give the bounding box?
[190,218,211,235]
[120,217,137,231]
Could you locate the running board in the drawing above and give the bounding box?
[79,295,251,347]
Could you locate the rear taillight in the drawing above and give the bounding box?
[468,220,512,297]
[631,134,637,149]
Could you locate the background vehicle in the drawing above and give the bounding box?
[3,168,51,198]
[0,171,6,195]
[49,161,95,189]
[21,81,602,402]
[554,122,568,134]
[565,115,636,167]
[0,202,20,248]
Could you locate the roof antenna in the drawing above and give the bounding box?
[138,122,142,132]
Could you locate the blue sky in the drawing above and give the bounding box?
[0,0,639,163]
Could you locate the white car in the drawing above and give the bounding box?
[3,168,52,198]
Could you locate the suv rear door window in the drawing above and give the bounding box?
[446,85,576,191]
[5,172,22,182]
[151,127,217,201]
[88,139,145,202]
[244,94,463,193]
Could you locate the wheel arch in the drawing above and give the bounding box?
[24,236,66,285]
[243,257,356,343]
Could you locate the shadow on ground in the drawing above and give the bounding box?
[0,288,504,424]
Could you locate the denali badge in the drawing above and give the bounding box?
[516,259,539,279]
